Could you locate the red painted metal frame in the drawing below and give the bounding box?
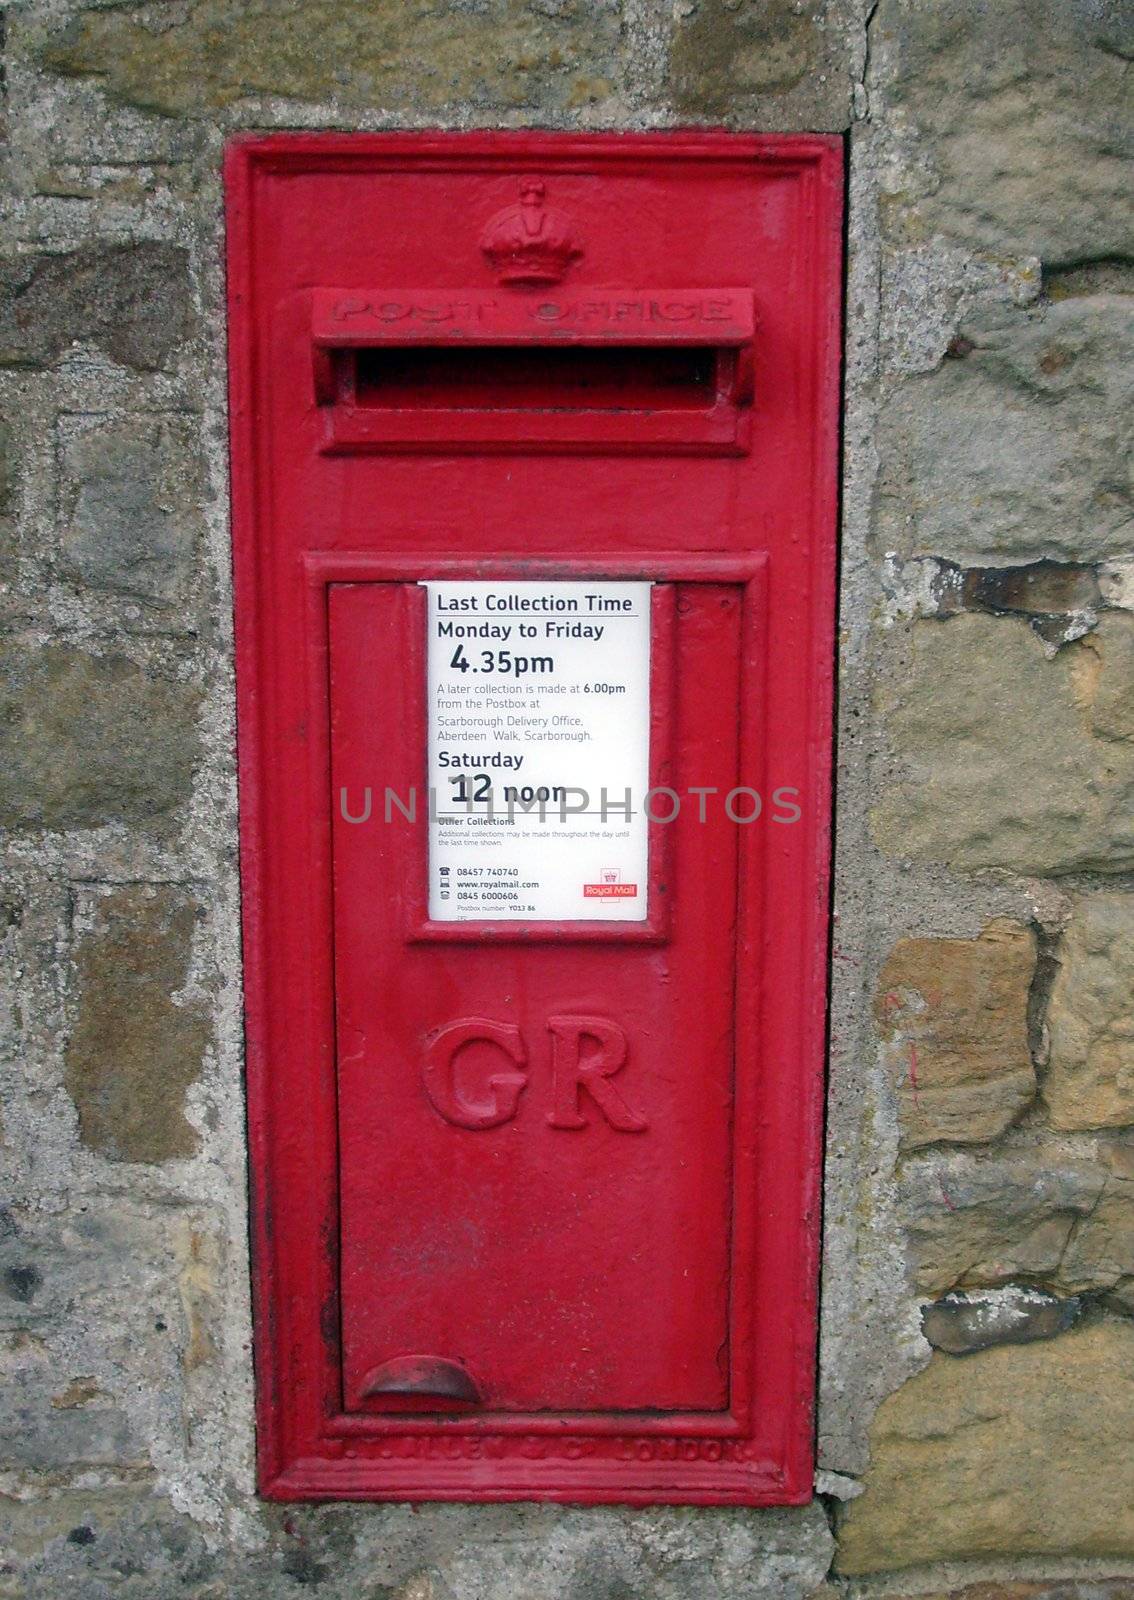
[225,130,843,1505]
[321,382,752,456]
[322,555,764,1446]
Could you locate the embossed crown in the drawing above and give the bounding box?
[479,179,584,287]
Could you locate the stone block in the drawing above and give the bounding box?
[875,297,1134,565]
[903,1148,1134,1308]
[0,243,192,372]
[0,413,14,518]
[0,1200,219,1491]
[836,1321,1134,1573]
[670,0,855,129]
[876,919,1037,1150]
[873,611,1134,874]
[0,413,14,572]
[0,1335,140,1471]
[0,1488,161,1570]
[0,638,199,832]
[57,415,202,603]
[902,1152,1104,1296]
[875,0,1134,264]
[1045,892,1134,1130]
[0,1495,835,1599]
[882,1576,1134,1600]
[961,562,1102,619]
[64,885,208,1164]
[921,1286,1080,1356]
[1089,610,1134,742]
[40,0,623,117]
[1058,1169,1134,1313]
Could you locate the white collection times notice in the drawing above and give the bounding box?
[424,579,651,922]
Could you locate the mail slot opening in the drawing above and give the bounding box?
[352,344,720,412]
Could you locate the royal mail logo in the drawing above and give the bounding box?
[583,869,638,899]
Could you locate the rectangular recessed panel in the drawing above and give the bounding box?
[329,579,741,1414]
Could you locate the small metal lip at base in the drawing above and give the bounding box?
[360,1354,484,1406]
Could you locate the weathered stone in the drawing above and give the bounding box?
[873,612,1134,873]
[1047,259,1134,300]
[903,1148,1134,1307]
[962,562,1102,619]
[175,1223,219,1374]
[40,1,622,117]
[2,1263,43,1306]
[52,1375,101,1409]
[0,1199,215,1493]
[882,1577,1134,1600]
[1089,611,1134,742]
[1058,1169,1134,1313]
[902,1152,1105,1295]
[0,638,199,832]
[0,1495,834,1599]
[0,414,14,571]
[1101,559,1134,611]
[64,886,208,1164]
[0,243,192,371]
[876,919,1037,1149]
[875,0,1134,264]
[875,297,1134,564]
[0,1334,140,1470]
[1045,892,1134,1129]
[0,414,14,518]
[836,1320,1134,1573]
[0,1487,165,1571]
[58,415,202,603]
[424,1502,834,1600]
[670,0,854,128]
[921,1286,1081,1355]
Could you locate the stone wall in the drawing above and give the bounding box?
[0,1,1131,1596]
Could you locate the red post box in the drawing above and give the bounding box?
[226,132,842,1504]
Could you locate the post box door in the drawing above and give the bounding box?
[226,131,842,1504]
[329,576,743,1415]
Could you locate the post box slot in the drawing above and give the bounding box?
[352,344,720,412]
[310,286,755,455]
